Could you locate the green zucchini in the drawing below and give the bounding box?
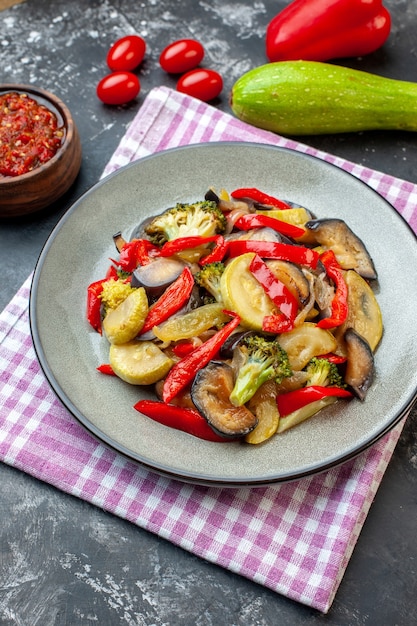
[230,61,417,135]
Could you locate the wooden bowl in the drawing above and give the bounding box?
[0,84,82,218]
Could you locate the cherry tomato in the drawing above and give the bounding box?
[176,68,223,102]
[106,35,146,71]
[96,71,140,105]
[159,39,204,74]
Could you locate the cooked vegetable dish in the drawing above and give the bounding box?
[86,187,383,444]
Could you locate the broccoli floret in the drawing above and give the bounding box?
[100,279,136,313]
[195,262,225,303]
[229,335,292,406]
[305,357,345,388]
[145,200,227,246]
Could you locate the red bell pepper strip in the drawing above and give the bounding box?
[172,341,199,358]
[86,279,106,333]
[319,353,347,364]
[134,400,229,442]
[112,239,159,271]
[96,363,116,375]
[162,311,241,403]
[200,235,228,265]
[277,385,353,417]
[139,266,194,335]
[158,235,217,257]
[231,187,291,209]
[227,239,319,269]
[158,234,228,264]
[266,0,391,63]
[235,213,305,239]
[249,253,298,333]
[317,249,348,329]
[249,254,298,320]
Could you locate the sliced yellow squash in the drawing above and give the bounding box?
[277,396,337,433]
[103,287,148,345]
[109,340,173,385]
[153,303,229,342]
[220,252,275,330]
[245,380,280,444]
[277,322,338,371]
[256,207,311,227]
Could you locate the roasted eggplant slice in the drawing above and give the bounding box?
[191,361,258,438]
[266,259,311,307]
[131,257,185,298]
[334,269,383,353]
[344,328,374,401]
[304,218,377,280]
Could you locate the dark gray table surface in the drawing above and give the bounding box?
[1,1,416,624]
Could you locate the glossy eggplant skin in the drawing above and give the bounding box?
[304,218,377,280]
[130,257,185,298]
[344,328,374,401]
[191,361,258,438]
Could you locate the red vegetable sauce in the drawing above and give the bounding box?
[0,91,64,177]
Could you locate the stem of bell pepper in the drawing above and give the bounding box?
[277,385,353,417]
[134,399,230,442]
[227,239,319,268]
[162,311,241,403]
[317,249,348,329]
[266,0,391,63]
[249,254,298,323]
[231,187,291,209]
[235,213,305,239]
[139,266,194,334]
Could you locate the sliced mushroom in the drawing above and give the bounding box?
[344,328,374,401]
[304,218,377,280]
[191,361,258,438]
[130,257,186,298]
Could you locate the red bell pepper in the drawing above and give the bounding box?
[86,279,106,332]
[277,385,352,416]
[317,249,348,329]
[96,363,116,375]
[231,187,291,209]
[140,266,194,334]
[112,238,159,271]
[227,239,319,269]
[199,235,228,265]
[266,0,391,63]
[172,340,199,358]
[134,400,229,442]
[235,213,305,239]
[158,234,228,264]
[249,254,298,333]
[158,235,217,257]
[319,352,347,364]
[162,311,241,403]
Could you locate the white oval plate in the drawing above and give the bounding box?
[30,143,417,486]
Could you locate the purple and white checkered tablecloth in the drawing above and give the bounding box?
[1,87,416,613]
